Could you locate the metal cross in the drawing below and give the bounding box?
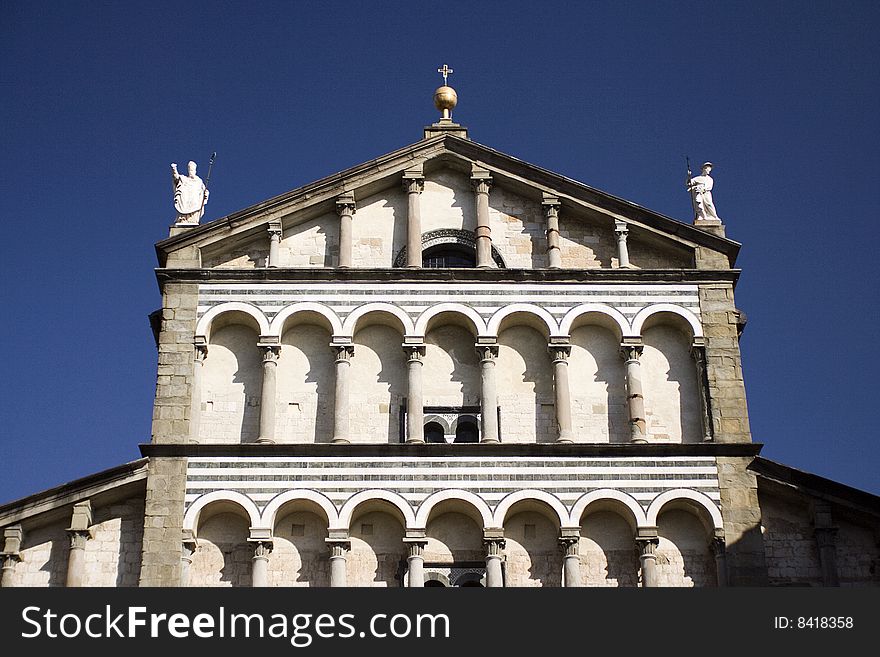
[437,64,453,85]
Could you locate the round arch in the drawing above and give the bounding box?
[558,304,631,341]
[486,304,561,338]
[268,302,343,337]
[645,489,723,530]
[183,491,262,533]
[569,489,648,528]
[335,490,416,531]
[492,490,570,527]
[258,490,340,531]
[630,304,703,339]
[414,489,494,529]
[414,303,488,337]
[195,302,270,340]
[341,303,414,337]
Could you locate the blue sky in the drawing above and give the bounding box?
[1,1,878,502]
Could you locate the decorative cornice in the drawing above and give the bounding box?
[156,267,741,286]
[140,442,763,458]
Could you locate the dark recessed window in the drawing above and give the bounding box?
[422,244,476,268]
[455,418,479,443]
[424,422,446,444]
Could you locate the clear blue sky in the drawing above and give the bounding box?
[1,1,878,502]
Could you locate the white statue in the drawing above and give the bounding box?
[687,161,721,222]
[171,160,209,225]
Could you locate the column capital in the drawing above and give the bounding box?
[483,537,506,556]
[403,344,426,362]
[711,536,726,556]
[335,193,356,216]
[333,344,355,362]
[558,536,580,557]
[194,343,208,362]
[260,345,281,363]
[475,343,499,361]
[549,344,571,362]
[326,539,351,558]
[267,220,283,239]
[542,194,561,215]
[403,540,427,558]
[67,530,91,550]
[402,173,425,194]
[620,343,643,362]
[614,219,629,236]
[252,541,273,559]
[471,164,493,194]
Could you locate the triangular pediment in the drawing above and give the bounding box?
[156,135,739,270]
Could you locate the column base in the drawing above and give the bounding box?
[331,438,351,445]
[405,439,426,445]
[629,438,648,444]
[555,438,574,444]
[480,438,500,444]
[255,438,276,445]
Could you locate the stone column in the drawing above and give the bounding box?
[543,194,562,269]
[256,344,280,444]
[620,343,647,443]
[636,529,659,588]
[472,169,493,268]
[326,539,350,587]
[484,532,505,587]
[813,502,839,587]
[332,344,354,444]
[691,344,714,442]
[476,344,499,443]
[180,533,197,587]
[815,528,840,587]
[404,345,425,443]
[0,525,23,588]
[267,221,282,268]
[336,193,356,268]
[712,535,728,587]
[550,343,573,443]
[251,541,272,588]
[404,539,427,587]
[190,342,207,443]
[614,220,631,268]
[65,501,92,588]
[559,528,581,587]
[403,172,424,268]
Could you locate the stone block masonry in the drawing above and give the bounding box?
[139,457,187,586]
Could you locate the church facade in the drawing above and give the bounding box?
[2,87,878,588]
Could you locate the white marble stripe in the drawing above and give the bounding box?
[186,466,718,476]
[185,478,719,489]
[187,456,716,464]
[200,283,700,292]
[197,296,699,306]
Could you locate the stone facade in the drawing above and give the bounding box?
[2,120,877,590]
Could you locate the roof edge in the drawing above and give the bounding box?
[749,456,880,515]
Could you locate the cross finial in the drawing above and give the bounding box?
[437,64,453,85]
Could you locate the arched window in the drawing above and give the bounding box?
[455,418,479,443]
[422,244,476,269]
[424,422,446,444]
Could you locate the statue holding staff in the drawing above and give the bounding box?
[171,159,209,225]
[687,161,721,222]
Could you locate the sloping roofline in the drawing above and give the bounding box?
[749,456,880,517]
[155,134,741,266]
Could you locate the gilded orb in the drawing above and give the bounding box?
[433,85,458,112]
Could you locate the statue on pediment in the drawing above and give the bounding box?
[687,161,721,222]
[171,160,209,225]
